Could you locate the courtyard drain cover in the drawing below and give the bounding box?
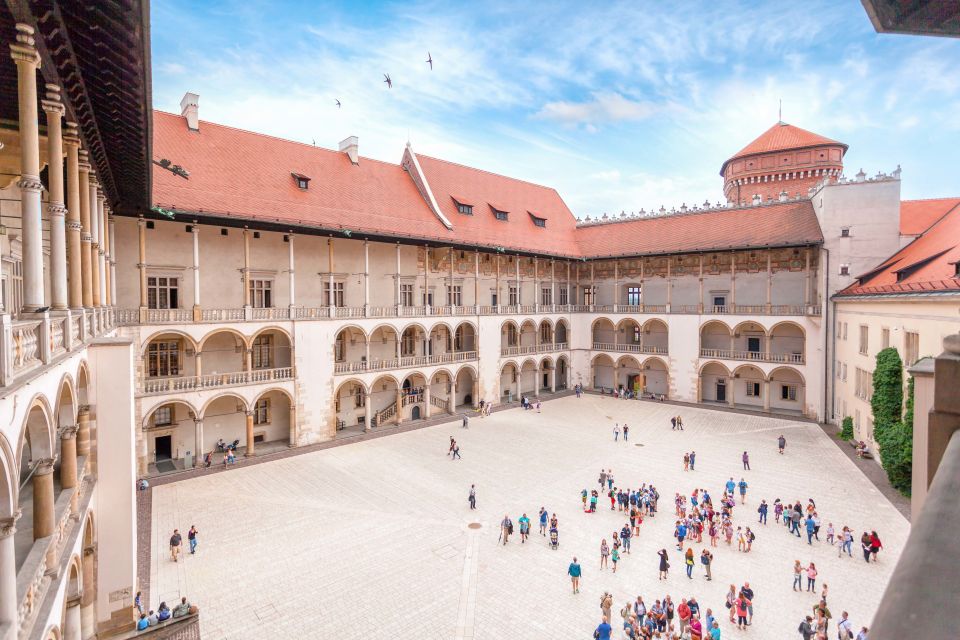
[634,443,645,447]
[468,522,483,529]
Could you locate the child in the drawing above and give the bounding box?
[582,489,589,511]
[611,544,620,573]
[826,522,835,545]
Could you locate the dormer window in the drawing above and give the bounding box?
[291,172,310,190]
[493,208,509,221]
[452,196,473,215]
[529,212,547,228]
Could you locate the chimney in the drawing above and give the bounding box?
[180,92,199,131]
[339,136,359,165]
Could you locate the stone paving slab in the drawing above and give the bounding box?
[150,395,908,639]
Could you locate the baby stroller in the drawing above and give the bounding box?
[549,526,559,550]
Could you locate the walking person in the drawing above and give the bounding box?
[701,548,713,580]
[448,436,456,457]
[741,582,755,626]
[685,547,695,579]
[567,556,581,593]
[778,434,786,454]
[725,585,737,623]
[869,531,883,562]
[738,477,748,504]
[689,450,696,470]
[611,543,620,573]
[657,548,669,579]
[671,416,677,430]
[462,413,469,429]
[595,615,612,640]
[187,525,198,555]
[677,415,684,430]
[793,560,803,591]
[742,450,751,470]
[623,424,629,441]
[806,515,817,545]
[600,592,613,629]
[600,538,610,569]
[837,612,853,639]
[614,423,620,441]
[735,592,749,630]
[861,532,872,562]
[169,529,182,562]
[518,513,530,543]
[468,484,476,510]
[539,507,548,535]
[452,442,461,460]
[500,515,512,545]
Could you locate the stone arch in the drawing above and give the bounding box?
[334,378,369,430]
[554,318,569,344]
[769,366,806,412]
[538,318,553,344]
[55,373,78,429]
[198,328,248,375]
[768,365,806,386]
[769,321,806,361]
[699,361,731,404]
[699,320,733,352]
[591,317,616,343]
[41,624,62,640]
[368,323,399,339]
[518,320,537,348]
[591,353,615,389]
[519,358,538,394]
[140,399,200,429]
[251,386,294,406]
[66,553,82,599]
[732,320,768,338]
[638,355,670,397]
[501,320,520,348]
[499,361,520,402]
[454,364,477,407]
[555,354,570,390]
[75,360,90,407]
[250,324,294,346]
[453,321,477,352]
[18,394,56,469]
[200,392,249,419]
[431,367,455,385]
[197,327,250,351]
[0,434,17,519]
[139,329,200,357]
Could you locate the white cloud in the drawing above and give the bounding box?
[536,92,658,128]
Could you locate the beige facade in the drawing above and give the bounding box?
[833,296,960,448]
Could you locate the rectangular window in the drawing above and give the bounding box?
[253,398,270,425]
[456,202,473,215]
[421,291,433,306]
[781,384,797,401]
[400,283,413,307]
[905,331,919,366]
[559,286,569,305]
[446,285,462,306]
[531,215,546,227]
[147,276,179,310]
[583,286,595,305]
[324,282,344,307]
[493,208,509,221]
[626,286,641,306]
[842,363,847,381]
[354,386,365,408]
[836,360,841,379]
[839,264,850,276]
[154,405,173,427]
[541,287,552,305]
[881,327,890,350]
[713,295,726,308]
[746,381,760,397]
[249,279,273,308]
[252,335,273,369]
[147,341,180,377]
[842,322,848,340]
[841,227,850,237]
[508,286,518,306]
[859,325,869,355]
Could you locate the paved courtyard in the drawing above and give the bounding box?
[149,396,908,639]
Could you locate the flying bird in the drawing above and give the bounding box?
[335,99,341,108]
[383,73,392,88]
[426,52,433,70]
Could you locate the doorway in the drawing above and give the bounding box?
[543,372,549,389]
[155,435,172,461]
[747,336,761,353]
[411,405,421,420]
[716,379,727,402]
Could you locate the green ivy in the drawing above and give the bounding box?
[875,421,912,496]
[871,348,903,433]
[903,375,914,431]
[870,348,912,496]
[839,416,854,441]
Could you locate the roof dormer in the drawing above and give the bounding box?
[291,172,310,190]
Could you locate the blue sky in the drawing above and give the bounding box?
[151,1,960,217]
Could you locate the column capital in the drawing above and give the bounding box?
[41,83,65,114]
[245,410,254,417]
[17,175,43,193]
[137,216,147,228]
[0,509,22,538]
[34,458,56,476]
[48,203,67,218]
[78,148,91,170]
[59,424,79,439]
[63,122,81,147]
[9,23,40,67]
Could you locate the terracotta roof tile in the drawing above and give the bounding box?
[899,197,960,236]
[720,122,846,175]
[574,200,824,258]
[838,203,960,296]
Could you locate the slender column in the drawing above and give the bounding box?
[193,419,203,465]
[287,233,296,309]
[63,598,81,640]
[763,380,771,412]
[803,248,811,308]
[566,261,571,308]
[495,255,501,311]
[474,250,480,313]
[395,243,401,309]
[698,255,704,314]
[32,459,55,539]
[192,223,201,314]
[666,259,672,312]
[447,381,456,414]
[514,374,520,402]
[137,217,147,309]
[550,366,556,393]
[533,257,539,312]
[80,545,95,638]
[60,426,79,513]
[244,348,252,372]
[89,179,101,307]
[613,259,619,312]
[244,410,255,456]
[289,405,298,444]
[64,124,83,309]
[243,228,252,307]
[448,247,454,308]
[327,238,335,313]
[728,378,736,408]
[79,154,93,308]
[100,200,110,305]
[11,24,44,312]
[766,251,773,312]
[472,378,479,409]
[423,245,430,310]
[195,352,203,377]
[0,511,21,633]
[43,85,69,310]
[76,408,91,457]
[639,260,645,309]
[109,217,117,305]
[515,255,520,307]
[363,393,371,432]
[729,253,736,309]
[589,262,595,310]
[551,259,556,310]
[363,239,370,314]
[424,384,432,419]
[395,388,403,425]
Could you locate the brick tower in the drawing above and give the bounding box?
[721,122,847,205]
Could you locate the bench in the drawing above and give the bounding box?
[848,439,874,459]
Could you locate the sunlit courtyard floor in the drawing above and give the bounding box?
[149,396,907,639]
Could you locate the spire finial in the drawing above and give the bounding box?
[778,99,783,124]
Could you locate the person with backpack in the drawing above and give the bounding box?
[778,434,786,454]
[758,499,768,525]
[684,547,695,578]
[745,527,755,552]
[594,615,612,640]
[600,593,613,630]
[799,615,815,640]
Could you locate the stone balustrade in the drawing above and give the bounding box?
[592,342,668,355]
[699,348,804,364]
[140,367,294,396]
[333,351,478,375]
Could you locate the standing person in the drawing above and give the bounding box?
[778,434,786,454]
[567,556,581,593]
[623,424,629,441]
[793,560,803,591]
[869,531,883,562]
[806,515,817,545]
[839,526,853,557]
[690,450,696,470]
[594,615,612,640]
[734,592,749,630]
[601,593,614,630]
[462,414,469,429]
[678,415,684,430]
[741,582,755,626]
[683,452,690,471]
[837,612,852,639]
[657,548,669,580]
[500,515,512,545]
[614,423,620,441]
[599,469,608,490]
[448,436,456,457]
[685,547,695,579]
[861,532,872,562]
[468,485,477,510]
[856,628,869,640]
[600,538,610,569]
[678,598,692,635]
[742,450,751,470]
[701,548,713,580]
[725,585,737,623]
[826,522,835,546]
[452,442,461,460]
[620,523,632,554]
[611,543,620,573]
[799,616,815,640]
[518,513,530,543]
[187,525,198,555]
[758,499,768,524]
[607,470,614,491]
[671,416,677,430]
[738,478,748,504]
[806,562,818,592]
[539,507,548,535]
[169,529,182,562]
[536,400,541,413]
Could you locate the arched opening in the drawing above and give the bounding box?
[501,321,519,350]
[555,356,569,390]
[615,355,642,394]
[699,321,733,357]
[428,369,454,414]
[592,318,615,347]
[591,354,615,390]
[642,357,670,397]
[400,325,425,358]
[369,325,399,368]
[400,372,427,420]
[538,320,553,346]
[143,400,200,469]
[699,362,731,404]
[17,398,56,570]
[249,389,293,448]
[769,322,806,363]
[334,326,368,371]
[250,328,293,371]
[200,394,249,458]
[334,379,368,430]
[519,359,537,396]
[554,319,569,346]
[454,322,477,353]
[428,323,452,358]
[455,366,478,408]
[539,357,554,392]
[769,367,806,414]
[142,331,198,380]
[198,329,247,376]
[617,319,642,350]
[733,364,766,410]
[499,362,519,402]
[519,321,537,348]
[732,321,767,359]
[642,319,669,353]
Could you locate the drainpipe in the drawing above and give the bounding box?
[823,246,832,425]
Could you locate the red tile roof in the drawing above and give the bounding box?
[838,203,960,296]
[574,200,824,258]
[721,122,846,175]
[899,197,960,236]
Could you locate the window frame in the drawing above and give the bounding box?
[147,275,180,310]
[147,340,181,378]
[253,398,270,425]
[249,279,274,309]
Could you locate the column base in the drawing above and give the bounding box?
[193,305,202,322]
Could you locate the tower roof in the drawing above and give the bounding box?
[720,122,847,176]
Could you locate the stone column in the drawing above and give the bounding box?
[287,233,295,310]
[472,378,479,408]
[613,259,619,312]
[80,545,95,639]
[666,259,672,312]
[474,251,480,313]
[245,410,255,457]
[589,262,595,311]
[289,404,298,444]
[729,253,736,310]
[195,352,203,377]
[395,388,403,425]
[763,380,771,412]
[11,24,45,312]
[137,217,148,310]
[766,251,773,313]
[101,201,111,305]
[191,223,201,318]
[363,240,370,314]
[109,217,117,306]
[64,124,83,309]
[533,257,539,312]
[243,228,252,307]
[89,178,101,307]
[79,154,93,308]
[698,255,704,314]
[60,426,79,513]
[0,511,21,633]
[193,419,203,465]
[803,248,811,308]
[550,367,556,393]
[495,255,501,311]
[728,379,736,408]
[77,408,91,457]
[64,597,82,640]
[394,243,401,310]
[424,384,431,419]
[514,375,520,402]
[327,238,335,314]
[423,245,430,311]
[515,254,520,308]
[363,393,371,432]
[43,84,69,310]
[33,459,55,539]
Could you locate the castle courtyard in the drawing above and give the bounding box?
[148,397,908,639]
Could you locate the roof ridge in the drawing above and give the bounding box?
[901,196,960,203]
[577,198,811,227]
[152,109,402,169]
[416,153,559,193]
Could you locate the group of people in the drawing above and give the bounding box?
[501,509,558,547]
[520,395,541,411]
[770,498,884,563]
[135,595,195,631]
[168,526,199,562]
[613,423,631,441]
[593,591,723,640]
